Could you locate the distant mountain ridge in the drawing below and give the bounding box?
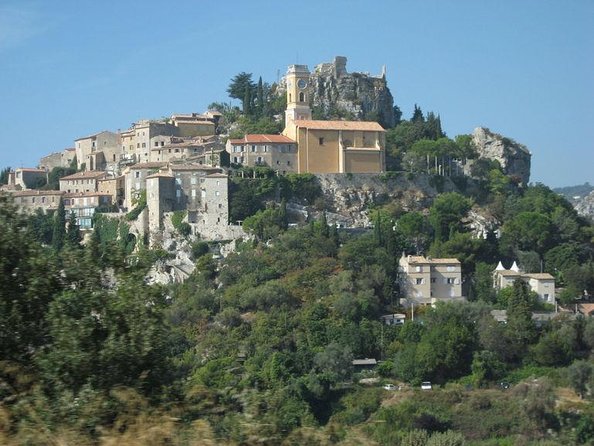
[554,183,594,220]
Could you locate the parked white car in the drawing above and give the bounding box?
[383,383,396,390]
[421,381,432,390]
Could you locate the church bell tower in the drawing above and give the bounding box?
[284,64,312,139]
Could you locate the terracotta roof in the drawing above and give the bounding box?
[169,164,220,172]
[293,119,385,131]
[129,162,168,170]
[229,134,296,144]
[206,173,228,178]
[405,255,460,265]
[60,171,107,180]
[11,190,65,197]
[74,130,113,141]
[578,304,594,316]
[146,172,174,179]
[525,273,555,280]
[65,192,112,198]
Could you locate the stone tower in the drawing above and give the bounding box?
[284,64,312,139]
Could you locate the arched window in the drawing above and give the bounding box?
[299,92,305,102]
[289,93,292,102]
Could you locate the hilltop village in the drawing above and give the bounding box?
[0,57,559,307]
[3,57,594,446]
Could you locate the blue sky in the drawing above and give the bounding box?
[0,0,592,187]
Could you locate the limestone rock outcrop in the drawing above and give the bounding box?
[468,127,532,185]
[574,190,594,221]
[310,57,395,128]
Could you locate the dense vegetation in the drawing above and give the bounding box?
[2,161,594,444]
[1,70,593,444]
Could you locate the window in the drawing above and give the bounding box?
[544,293,550,300]
[415,278,424,285]
[430,278,436,283]
[299,92,305,102]
[135,171,140,179]
[142,143,146,148]
[218,203,222,208]
[251,145,256,152]
[191,177,197,185]
[415,266,422,272]
[191,189,197,198]
[287,160,291,166]
[319,137,324,145]
[446,278,455,284]
[154,141,159,147]
[137,143,140,148]
[447,266,455,272]
[160,141,164,147]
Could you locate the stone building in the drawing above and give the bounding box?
[226,134,298,173]
[74,131,120,171]
[124,162,168,209]
[144,164,224,236]
[493,261,555,304]
[9,189,65,212]
[64,192,113,229]
[151,136,224,165]
[398,254,464,306]
[282,63,385,174]
[39,148,76,171]
[97,176,125,206]
[59,171,107,194]
[8,168,48,189]
[170,114,216,137]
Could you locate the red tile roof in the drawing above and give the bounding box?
[59,171,107,180]
[293,120,385,131]
[228,134,296,144]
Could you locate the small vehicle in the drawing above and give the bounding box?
[499,381,510,390]
[383,383,397,390]
[421,381,432,390]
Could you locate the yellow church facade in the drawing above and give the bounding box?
[282,64,386,174]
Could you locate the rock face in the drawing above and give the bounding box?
[574,190,594,221]
[275,56,394,127]
[311,173,479,228]
[307,56,395,128]
[470,127,532,185]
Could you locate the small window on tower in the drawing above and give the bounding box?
[299,92,305,102]
[319,137,324,145]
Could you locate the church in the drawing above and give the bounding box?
[226,62,386,174]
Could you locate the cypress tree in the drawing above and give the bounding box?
[66,211,82,247]
[52,198,66,251]
[257,76,264,117]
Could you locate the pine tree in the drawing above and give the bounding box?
[411,104,424,123]
[52,198,66,251]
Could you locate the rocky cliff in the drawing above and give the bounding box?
[468,127,532,185]
[573,190,594,221]
[276,56,395,128]
[309,57,395,128]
